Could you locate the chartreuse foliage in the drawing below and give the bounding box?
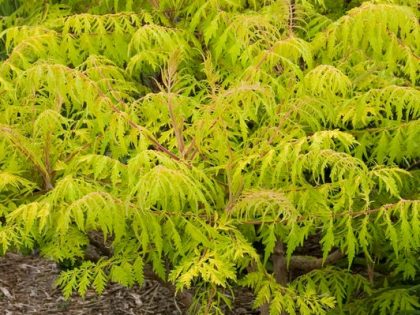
[0,0,419,314]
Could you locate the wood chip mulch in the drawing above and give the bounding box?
[0,253,257,314]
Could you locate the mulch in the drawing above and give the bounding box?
[0,253,257,314]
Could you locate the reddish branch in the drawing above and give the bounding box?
[108,103,181,162]
[0,125,53,191]
[42,132,54,190]
[75,65,182,163]
[163,57,186,159]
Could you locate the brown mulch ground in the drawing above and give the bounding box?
[0,253,257,314]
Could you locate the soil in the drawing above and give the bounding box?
[0,253,257,315]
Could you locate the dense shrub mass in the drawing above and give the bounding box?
[0,0,419,314]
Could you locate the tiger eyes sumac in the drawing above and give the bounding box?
[0,0,419,314]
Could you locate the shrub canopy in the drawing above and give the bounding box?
[0,0,419,314]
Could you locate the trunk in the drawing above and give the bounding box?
[260,239,288,315]
[272,240,288,286]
